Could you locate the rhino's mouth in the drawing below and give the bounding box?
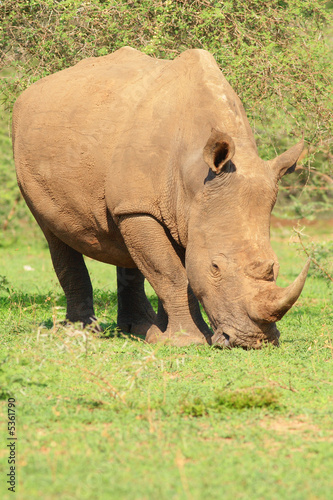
[212,326,280,349]
[211,331,233,348]
[221,332,231,348]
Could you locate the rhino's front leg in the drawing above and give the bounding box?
[118,215,212,346]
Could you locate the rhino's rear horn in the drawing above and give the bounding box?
[204,129,235,175]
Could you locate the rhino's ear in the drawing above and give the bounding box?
[270,140,304,180]
[203,129,235,174]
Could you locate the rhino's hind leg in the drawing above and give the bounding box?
[43,229,98,328]
[119,215,212,346]
[116,267,157,335]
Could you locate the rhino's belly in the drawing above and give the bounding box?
[41,208,135,268]
[48,217,135,268]
[19,170,136,268]
[57,229,136,268]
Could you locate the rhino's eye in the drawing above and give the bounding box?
[212,262,220,272]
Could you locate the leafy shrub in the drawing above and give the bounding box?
[306,240,333,282]
[0,0,332,234]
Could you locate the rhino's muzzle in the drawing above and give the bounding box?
[211,332,232,349]
[211,258,310,349]
[212,326,280,350]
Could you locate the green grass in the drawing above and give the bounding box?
[0,225,332,500]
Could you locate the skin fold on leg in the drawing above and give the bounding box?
[119,215,212,346]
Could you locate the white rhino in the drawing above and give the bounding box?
[12,47,309,348]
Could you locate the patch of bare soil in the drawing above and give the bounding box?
[271,215,333,230]
[259,416,318,433]
[259,416,333,443]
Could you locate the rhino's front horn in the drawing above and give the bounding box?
[250,258,311,323]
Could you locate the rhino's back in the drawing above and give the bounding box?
[13,46,169,208]
[13,47,255,260]
[13,47,171,262]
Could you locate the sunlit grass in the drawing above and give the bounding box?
[0,223,332,499]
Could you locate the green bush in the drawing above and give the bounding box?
[0,0,332,232]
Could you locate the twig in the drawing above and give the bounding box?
[81,367,126,403]
[293,227,333,282]
[32,344,126,403]
[295,166,333,184]
[268,379,298,393]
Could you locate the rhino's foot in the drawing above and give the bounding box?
[61,316,103,333]
[84,318,103,333]
[145,325,208,347]
[117,320,154,336]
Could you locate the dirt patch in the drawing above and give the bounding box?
[271,216,333,229]
[259,416,333,443]
[258,417,333,458]
[259,416,319,433]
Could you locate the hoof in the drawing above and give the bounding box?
[117,321,153,336]
[145,325,208,347]
[86,319,103,333]
[63,316,103,333]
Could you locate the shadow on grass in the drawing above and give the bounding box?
[1,287,157,345]
[36,318,146,343]
[0,291,67,308]
[38,318,146,343]
[98,325,146,343]
[74,398,105,409]
[0,289,119,308]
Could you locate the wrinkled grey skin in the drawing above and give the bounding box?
[12,47,310,349]
[186,133,309,348]
[187,152,283,348]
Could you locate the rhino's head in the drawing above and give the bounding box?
[186,130,310,349]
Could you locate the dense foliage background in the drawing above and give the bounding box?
[0,0,332,240]
[0,6,332,498]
